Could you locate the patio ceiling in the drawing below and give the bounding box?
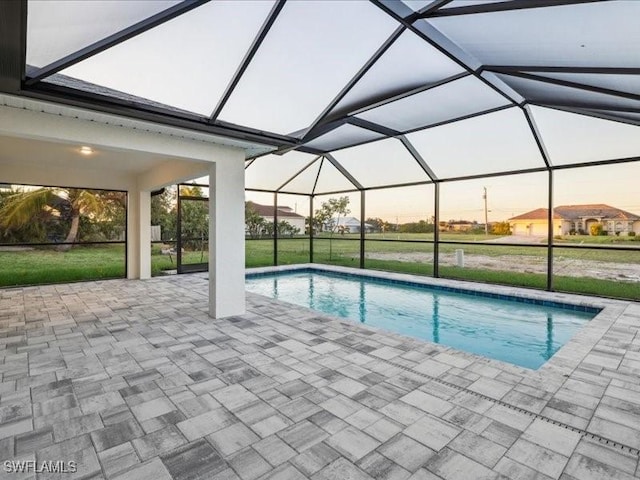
[2,0,640,193]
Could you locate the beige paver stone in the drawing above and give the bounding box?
[521,419,582,457]
[98,442,140,478]
[404,415,461,451]
[364,417,404,442]
[564,453,637,480]
[400,390,453,416]
[112,458,172,480]
[378,434,436,472]
[467,377,514,400]
[326,425,379,462]
[426,448,497,480]
[176,408,235,441]
[448,430,507,468]
[130,397,175,422]
[208,422,260,457]
[573,437,638,475]
[506,438,570,479]
[312,457,373,480]
[494,456,554,480]
[587,416,640,450]
[228,447,272,480]
[132,425,187,460]
[253,435,297,466]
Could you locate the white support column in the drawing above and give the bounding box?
[126,188,151,279]
[139,190,151,279]
[208,158,245,318]
[127,189,139,279]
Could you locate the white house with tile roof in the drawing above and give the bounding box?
[509,204,640,236]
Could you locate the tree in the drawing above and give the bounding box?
[337,224,350,236]
[0,187,115,251]
[383,220,397,232]
[365,217,397,233]
[245,202,266,239]
[366,217,385,233]
[151,187,176,241]
[78,190,126,242]
[490,221,512,236]
[277,220,300,238]
[314,196,350,260]
[262,221,274,239]
[398,220,435,234]
[0,186,51,243]
[305,215,323,236]
[179,186,208,251]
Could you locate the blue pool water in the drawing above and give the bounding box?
[245,270,597,369]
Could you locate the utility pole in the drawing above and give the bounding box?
[483,187,488,235]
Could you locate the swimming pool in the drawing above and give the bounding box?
[245,269,598,369]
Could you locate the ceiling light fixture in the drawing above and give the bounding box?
[79,146,93,155]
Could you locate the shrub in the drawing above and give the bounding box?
[490,221,512,236]
[629,231,636,237]
[589,223,604,236]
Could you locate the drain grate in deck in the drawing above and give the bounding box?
[385,358,640,457]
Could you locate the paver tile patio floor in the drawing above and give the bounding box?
[0,273,638,479]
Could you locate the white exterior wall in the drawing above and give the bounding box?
[510,219,567,236]
[604,219,640,235]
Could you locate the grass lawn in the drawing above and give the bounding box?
[555,234,640,245]
[150,248,209,274]
[0,245,126,287]
[248,236,638,263]
[246,237,640,300]
[1,236,638,301]
[362,232,497,242]
[359,232,640,245]
[0,245,209,286]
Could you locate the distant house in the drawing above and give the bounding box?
[509,204,640,236]
[439,220,478,232]
[246,201,305,232]
[327,217,374,234]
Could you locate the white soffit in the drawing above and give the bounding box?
[0,94,275,159]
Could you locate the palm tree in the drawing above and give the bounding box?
[0,187,106,251]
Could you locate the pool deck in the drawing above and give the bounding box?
[0,267,639,479]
